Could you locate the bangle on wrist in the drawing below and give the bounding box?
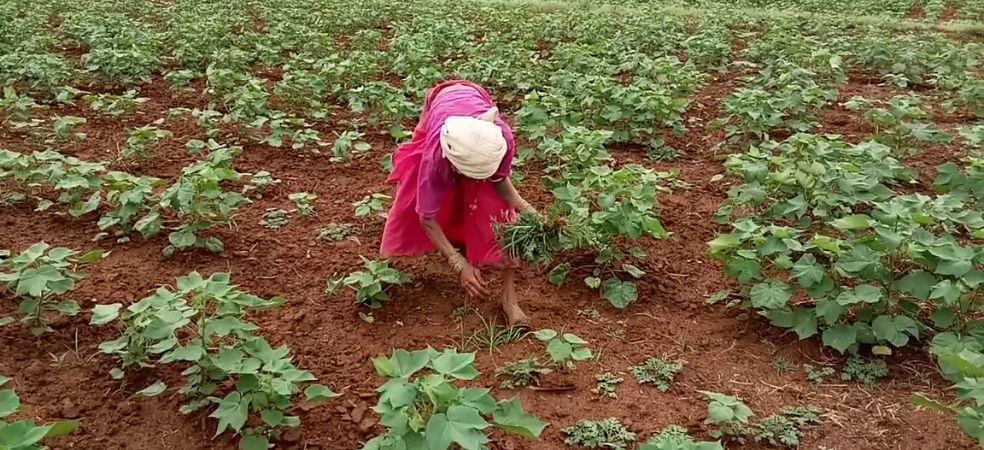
[448,252,467,273]
[518,198,537,215]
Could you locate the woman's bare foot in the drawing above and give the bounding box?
[500,268,530,328]
[501,290,530,328]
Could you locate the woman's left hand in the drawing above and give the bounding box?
[460,264,490,298]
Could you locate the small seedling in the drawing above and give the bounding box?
[576,308,602,320]
[699,391,754,442]
[497,358,550,389]
[353,193,389,218]
[641,425,723,450]
[288,192,317,216]
[803,364,835,384]
[631,357,682,392]
[594,372,623,399]
[563,418,636,450]
[93,272,335,449]
[317,223,352,241]
[754,407,822,447]
[754,416,799,447]
[259,209,289,229]
[0,242,104,335]
[120,125,171,161]
[243,170,279,197]
[83,91,147,116]
[366,347,547,448]
[770,356,796,373]
[331,130,371,162]
[450,305,469,321]
[841,356,888,386]
[325,258,410,309]
[50,115,87,142]
[534,329,592,368]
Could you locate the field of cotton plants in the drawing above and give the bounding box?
[0,0,982,448]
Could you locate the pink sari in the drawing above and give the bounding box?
[380,81,516,267]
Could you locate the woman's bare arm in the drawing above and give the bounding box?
[420,217,459,263]
[494,179,537,214]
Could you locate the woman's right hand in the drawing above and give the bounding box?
[460,264,490,298]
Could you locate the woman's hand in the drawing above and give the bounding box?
[460,264,490,298]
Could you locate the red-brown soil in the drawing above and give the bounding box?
[0,70,977,450]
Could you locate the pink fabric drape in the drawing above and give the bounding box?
[379,80,516,267]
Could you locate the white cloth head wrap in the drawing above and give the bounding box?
[440,107,507,180]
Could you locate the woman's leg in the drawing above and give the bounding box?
[501,267,529,327]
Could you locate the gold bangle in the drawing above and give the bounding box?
[448,252,467,273]
[518,198,537,215]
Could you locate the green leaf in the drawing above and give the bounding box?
[546,339,573,363]
[815,300,845,324]
[707,402,735,423]
[54,300,80,316]
[602,278,638,309]
[77,250,106,264]
[379,379,418,409]
[134,380,167,397]
[622,264,645,279]
[45,420,79,437]
[0,420,52,448]
[162,344,205,363]
[872,345,893,356]
[835,284,884,306]
[0,390,20,418]
[239,435,270,450]
[260,409,284,427]
[872,315,918,347]
[176,271,205,292]
[584,276,601,289]
[562,333,588,345]
[749,280,792,309]
[304,384,339,402]
[205,316,257,337]
[213,348,244,372]
[831,214,871,231]
[893,271,937,300]
[211,391,250,436]
[792,254,825,288]
[570,347,593,361]
[708,234,741,256]
[931,308,955,328]
[431,350,479,380]
[168,228,197,249]
[493,398,548,439]
[90,303,122,325]
[378,348,435,378]
[459,388,496,415]
[909,393,953,412]
[0,375,9,387]
[135,211,161,237]
[548,264,569,286]
[707,290,730,304]
[534,329,558,341]
[204,237,224,253]
[822,325,857,353]
[725,257,762,284]
[787,309,818,339]
[424,406,490,450]
[929,280,963,305]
